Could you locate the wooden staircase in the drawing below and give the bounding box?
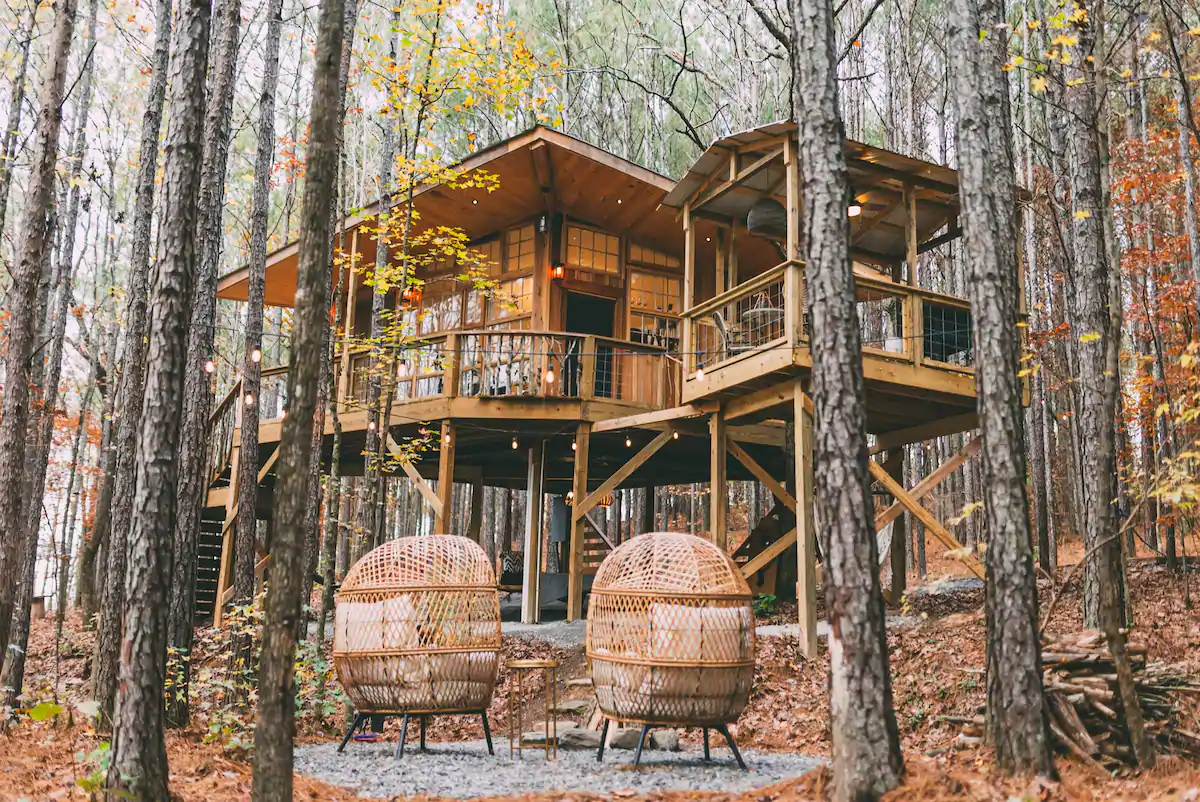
[732,501,797,596]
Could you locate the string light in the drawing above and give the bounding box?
[672,430,679,440]
[545,368,554,384]
[511,437,519,449]
[625,436,632,447]
[251,349,261,363]
[368,420,376,431]
[571,440,576,451]
[205,359,216,374]
[444,431,452,444]
[695,367,705,382]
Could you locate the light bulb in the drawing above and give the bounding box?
[368,420,376,431]
[695,367,705,382]
[251,349,261,363]
[204,359,215,374]
[625,437,632,447]
[545,368,554,383]
[511,437,519,449]
[244,393,254,407]
[571,441,576,451]
[847,203,862,218]
[672,431,679,440]
[444,432,452,444]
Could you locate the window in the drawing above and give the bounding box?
[628,270,682,347]
[488,275,532,321]
[419,292,462,335]
[629,243,680,270]
[629,271,681,315]
[566,224,620,274]
[504,225,536,273]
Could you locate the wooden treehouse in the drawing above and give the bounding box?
[201,124,993,653]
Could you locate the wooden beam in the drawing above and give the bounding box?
[573,429,673,520]
[867,459,985,580]
[726,439,796,512]
[794,381,817,658]
[567,422,591,621]
[582,510,616,550]
[851,197,903,245]
[590,403,709,433]
[723,380,796,422]
[905,183,918,286]
[693,146,783,211]
[521,441,545,624]
[388,435,443,517]
[710,413,728,551]
[871,412,978,452]
[784,136,799,260]
[435,421,456,533]
[885,448,907,605]
[875,437,979,533]
[917,227,962,254]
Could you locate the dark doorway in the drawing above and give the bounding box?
[563,292,617,397]
[564,291,616,336]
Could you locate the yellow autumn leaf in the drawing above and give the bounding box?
[1079,331,1101,342]
[1031,76,1048,93]
[1074,209,1091,219]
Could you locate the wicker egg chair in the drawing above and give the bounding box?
[333,534,501,758]
[587,532,755,769]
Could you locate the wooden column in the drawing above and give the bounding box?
[337,228,360,405]
[434,421,456,533]
[784,136,800,261]
[467,472,483,543]
[709,413,727,551]
[521,442,546,624]
[904,183,918,286]
[567,422,591,621]
[793,381,817,658]
[715,227,728,296]
[682,204,695,377]
[884,447,908,606]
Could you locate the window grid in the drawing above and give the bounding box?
[566,224,620,274]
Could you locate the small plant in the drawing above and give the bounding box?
[752,593,778,618]
[74,740,111,795]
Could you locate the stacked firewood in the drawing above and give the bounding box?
[1042,632,1200,769]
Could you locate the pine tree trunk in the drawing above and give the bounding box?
[251,0,345,792]
[165,0,241,727]
[98,0,173,724]
[106,0,210,790]
[235,0,285,603]
[0,0,78,677]
[946,0,1054,774]
[791,0,902,796]
[0,0,36,239]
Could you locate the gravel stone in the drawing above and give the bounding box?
[501,619,586,648]
[296,739,823,798]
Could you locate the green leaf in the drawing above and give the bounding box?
[75,699,101,720]
[27,702,64,722]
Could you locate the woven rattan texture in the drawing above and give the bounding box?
[334,535,501,714]
[587,532,756,726]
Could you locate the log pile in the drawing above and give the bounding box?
[1042,632,1200,769]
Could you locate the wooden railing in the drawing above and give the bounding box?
[206,380,241,486]
[681,259,976,382]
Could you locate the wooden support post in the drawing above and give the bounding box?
[337,228,360,406]
[522,442,545,624]
[435,421,456,533]
[567,422,591,622]
[784,136,800,261]
[709,413,728,551]
[213,427,242,627]
[793,382,817,658]
[715,227,728,296]
[884,447,908,606]
[387,435,443,519]
[904,183,918,286]
[682,205,695,376]
[573,429,672,520]
[467,473,483,543]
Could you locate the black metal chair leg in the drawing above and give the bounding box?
[718,724,748,771]
[596,718,610,763]
[481,711,495,755]
[396,714,410,760]
[419,716,427,751]
[338,712,365,753]
[632,724,651,768]
[703,728,711,762]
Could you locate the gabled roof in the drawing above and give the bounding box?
[217,126,682,306]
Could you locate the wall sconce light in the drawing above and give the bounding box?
[552,263,565,280]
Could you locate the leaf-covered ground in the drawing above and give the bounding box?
[2,557,1197,800]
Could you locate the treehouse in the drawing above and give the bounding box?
[202,124,996,652]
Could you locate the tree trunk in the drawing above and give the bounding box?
[251,0,345,792]
[99,0,173,725]
[165,0,241,728]
[0,0,78,678]
[106,0,210,791]
[791,0,902,797]
[235,0,285,603]
[946,0,1054,775]
[0,0,36,239]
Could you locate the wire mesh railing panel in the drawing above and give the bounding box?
[458,332,584,398]
[855,293,907,355]
[922,301,974,367]
[691,271,787,371]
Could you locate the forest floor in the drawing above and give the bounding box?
[1,553,1197,800]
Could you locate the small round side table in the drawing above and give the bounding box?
[505,658,560,760]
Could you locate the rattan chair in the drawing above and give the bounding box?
[586,532,755,769]
[333,534,501,758]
